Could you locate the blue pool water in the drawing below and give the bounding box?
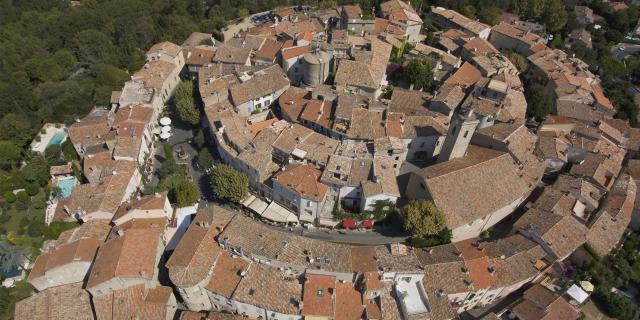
[56,177,77,199]
[48,131,67,146]
[0,265,20,278]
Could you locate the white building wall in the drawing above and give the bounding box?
[113,199,172,226]
[180,285,213,311]
[361,194,398,212]
[452,195,525,241]
[207,292,237,312]
[339,185,361,209]
[405,136,445,160]
[234,300,267,319]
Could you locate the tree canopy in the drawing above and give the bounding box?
[174,180,200,207]
[209,164,249,203]
[174,80,200,126]
[404,58,435,92]
[401,200,447,238]
[525,82,554,121]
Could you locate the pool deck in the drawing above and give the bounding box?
[30,123,67,154]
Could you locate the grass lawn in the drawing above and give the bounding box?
[582,299,616,320]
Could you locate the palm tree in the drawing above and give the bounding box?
[0,240,27,273]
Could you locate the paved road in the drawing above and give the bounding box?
[611,43,640,60]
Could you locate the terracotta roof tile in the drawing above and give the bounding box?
[302,274,336,317]
[87,228,161,289]
[14,283,93,320]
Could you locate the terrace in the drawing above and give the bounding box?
[395,277,430,317]
[30,123,68,154]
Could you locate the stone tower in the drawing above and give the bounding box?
[437,109,480,163]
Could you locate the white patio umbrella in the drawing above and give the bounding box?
[159,132,171,140]
[161,126,172,133]
[159,117,172,126]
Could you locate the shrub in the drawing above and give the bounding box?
[3,192,16,203]
[16,191,28,202]
[25,184,38,196]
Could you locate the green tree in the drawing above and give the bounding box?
[173,180,200,207]
[25,184,38,196]
[525,83,554,121]
[0,114,33,146]
[21,153,50,186]
[504,51,527,72]
[404,58,434,92]
[72,29,115,65]
[209,164,249,202]
[543,0,568,32]
[460,5,477,19]
[526,0,546,18]
[0,141,22,170]
[44,144,63,165]
[3,192,16,203]
[193,129,205,149]
[401,200,447,238]
[197,148,215,170]
[174,81,200,126]
[478,6,500,25]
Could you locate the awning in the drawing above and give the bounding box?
[342,219,356,229]
[261,202,298,224]
[580,281,594,292]
[567,284,589,304]
[247,197,269,214]
[318,218,340,227]
[362,220,373,229]
[159,117,172,126]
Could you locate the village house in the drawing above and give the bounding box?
[586,173,637,256]
[340,5,375,35]
[68,107,114,157]
[213,44,252,66]
[14,283,94,320]
[272,163,328,224]
[334,38,392,98]
[379,0,423,43]
[118,78,165,114]
[92,284,178,320]
[503,284,579,320]
[280,41,311,85]
[254,39,283,65]
[185,45,216,74]
[85,228,164,297]
[489,22,546,56]
[528,48,616,122]
[134,42,185,103]
[112,191,172,226]
[229,65,290,116]
[429,6,491,40]
[53,159,141,222]
[167,207,235,311]
[575,6,594,25]
[27,238,102,291]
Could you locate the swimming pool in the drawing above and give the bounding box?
[48,131,67,147]
[56,176,77,199]
[0,264,20,278]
